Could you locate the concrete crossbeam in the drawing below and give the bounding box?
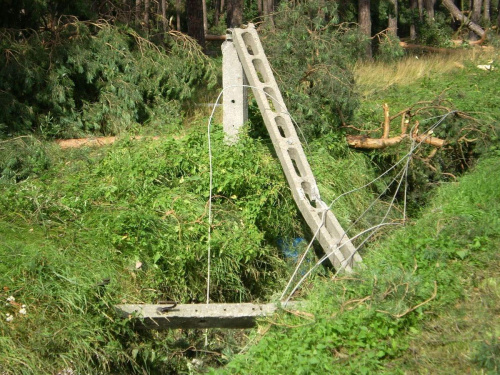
[115,302,293,329]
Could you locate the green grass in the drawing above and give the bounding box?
[0,124,380,374]
[210,50,500,374]
[214,156,500,375]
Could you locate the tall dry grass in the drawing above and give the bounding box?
[355,48,497,97]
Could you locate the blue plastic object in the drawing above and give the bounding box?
[277,237,307,262]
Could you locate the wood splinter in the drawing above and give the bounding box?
[346,103,446,150]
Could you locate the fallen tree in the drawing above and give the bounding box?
[442,0,486,39]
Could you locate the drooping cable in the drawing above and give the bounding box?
[205,84,315,306]
[280,111,456,303]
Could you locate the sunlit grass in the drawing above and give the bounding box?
[355,48,498,97]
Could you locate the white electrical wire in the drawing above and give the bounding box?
[205,84,317,306]
[282,152,413,304]
[206,81,457,309]
[280,111,456,303]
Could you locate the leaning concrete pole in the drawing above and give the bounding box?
[230,24,362,271]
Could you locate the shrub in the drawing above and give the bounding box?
[0,20,216,138]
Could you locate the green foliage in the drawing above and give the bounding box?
[215,156,500,374]
[257,1,367,141]
[375,32,405,62]
[0,136,52,182]
[474,335,500,374]
[0,118,386,373]
[0,21,216,138]
[416,14,453,47]
[354,54,500,214]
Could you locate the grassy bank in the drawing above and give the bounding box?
[214,155,500,374]
[210,49,500,374]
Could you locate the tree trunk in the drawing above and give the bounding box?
[187,0,206,50]
[425,0,435,20]
[469,0,482,40]
[136,0,141,23]
[257,0,262,16]
[267,0,275,27]
[202,0,208,35]
[388,0,398,35]
[214,0,221,26]
[418,0,424,20]
[358,0,372,59]
[161,0,168,32]
[347,134,446,149]
[176,0,181,30]
[144,0,150,31]
[498,0,500,29]
[442,0,486,37]
[483,0,490,23]
[226,0,243,28]
[410,0,418,39]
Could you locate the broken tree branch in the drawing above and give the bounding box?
[383,103,390,139]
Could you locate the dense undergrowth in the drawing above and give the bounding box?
[0,123,382,373]
[0,20,215,138]
[214,155,500,375]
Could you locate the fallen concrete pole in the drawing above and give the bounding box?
[115,302,295,329]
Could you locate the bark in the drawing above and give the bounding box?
[144,0,150,31]
[214,0,221,26]
[257,0,262,16]
[442,0,486,37]
[410,0,418,39]
[161,0,167,32]
[187,0,206,49]
[202,0,208,35]
[262,0,274,28]
[498,1,500,29]
[135,0,141,23]
[424,0,435,20]
[470,0,483,40]
[483,0,490,23]
[418,0,424,20]
[176,0,181,30]
[358,0,372,59]
[346,103,446,150]
[268,0,275,27]
[347,134,446,149]
[226,0,243,28]
[388,0,398,35]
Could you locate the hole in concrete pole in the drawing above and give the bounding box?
[231,99,235,103]
[241,32,257,55]
[275,116,290,138]
[263,87,280,113]
[301,181,318,208]
[291,159,301,177]
[252,59,268,83]
[288,148,304,177]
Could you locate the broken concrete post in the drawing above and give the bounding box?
[115,302,298,329]
[222,34,248,145]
